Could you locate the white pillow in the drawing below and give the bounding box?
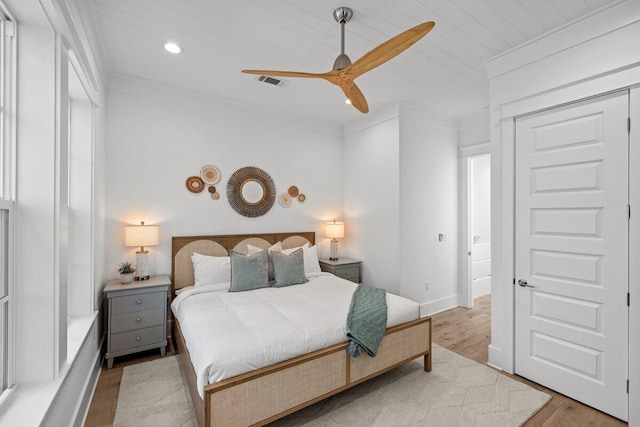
[283,243,321,274]
[302,244,321,273]
[191,252,231,286]
[247,241,282,255]
[175,286,193,295]
[281,242,307,255]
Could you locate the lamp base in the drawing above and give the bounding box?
[330,240,339,261]
[135,250,150,281]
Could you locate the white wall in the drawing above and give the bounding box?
[342,104,459,311]
[398,104,458,314]
[343,106,400,294]
[486,1,640,424]
[104,76,344,279]
[457,110,489,148]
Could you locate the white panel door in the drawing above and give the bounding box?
[471,242,491,298]
[515,91,629,420]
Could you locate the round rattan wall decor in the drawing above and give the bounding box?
[226,166,276,218]
[186,176,205,193]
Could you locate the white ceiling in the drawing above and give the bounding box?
[90,0,618,125]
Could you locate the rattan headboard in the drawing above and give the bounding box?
[171,232,315,296]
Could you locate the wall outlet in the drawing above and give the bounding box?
[438,233,446,242]
[424,281,430,291]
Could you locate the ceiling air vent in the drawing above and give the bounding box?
[256,75,289,88]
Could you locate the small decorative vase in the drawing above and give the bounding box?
[120,273,133,284]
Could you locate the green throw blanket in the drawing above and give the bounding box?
[346,284,388,357]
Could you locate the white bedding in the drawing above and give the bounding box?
[171,272,419,398]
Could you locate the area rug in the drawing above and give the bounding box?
[114,345,550,426]
[113,355,197,427]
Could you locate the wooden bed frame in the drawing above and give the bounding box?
[171,232,432,427]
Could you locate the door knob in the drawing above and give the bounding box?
[518,279,534,288]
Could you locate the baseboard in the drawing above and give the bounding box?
[472,277,491,299]
[473,290,491,299]
[420,295,459,316]
[488,344,507,372]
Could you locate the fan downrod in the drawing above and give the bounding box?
[332,7,353,71]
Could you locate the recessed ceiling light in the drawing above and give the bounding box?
[164,42,182,54]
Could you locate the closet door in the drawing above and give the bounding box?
[514,91,629,420]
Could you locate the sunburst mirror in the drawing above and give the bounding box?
[226,166,276,217]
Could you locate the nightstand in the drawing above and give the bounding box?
[319,258,361,283]
[103,274,171,369]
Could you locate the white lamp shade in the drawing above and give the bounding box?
[325,221,345,239]
[125,224,159,247]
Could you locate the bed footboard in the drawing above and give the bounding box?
[201,316,431,426]
[206,345,348,426]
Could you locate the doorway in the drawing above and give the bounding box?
[470,155,491,300]
[460,148,491,308]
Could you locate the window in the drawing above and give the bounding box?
[0,5,15,404]
[0,201,12,399]
[66,51,96,364]
[67,56,94,322]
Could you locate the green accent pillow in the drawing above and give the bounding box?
[271,248,309,288]
[229,250,269,292]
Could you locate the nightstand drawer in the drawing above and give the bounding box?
[110,325,165,353]
[111,308,165,334]
[111,291,164,315]
[336,266,360,282]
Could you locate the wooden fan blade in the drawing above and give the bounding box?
[242,69,336,81]
[342,83,369,114]
[342,21,435,79]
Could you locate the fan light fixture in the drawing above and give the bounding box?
[242,7,435,114]
[164,42,182,54]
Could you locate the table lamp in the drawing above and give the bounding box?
[125,221,159,280]
[325,220,345,261]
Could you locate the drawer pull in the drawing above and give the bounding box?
[136,317,142,323]
[136,299,142,305]
[345,272,350,276]
[136,336,142,342]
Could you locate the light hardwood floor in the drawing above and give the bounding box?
[84,295,627,426]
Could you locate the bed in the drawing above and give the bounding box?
[171,232,432,426]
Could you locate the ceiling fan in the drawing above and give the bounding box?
[242,7,435,114]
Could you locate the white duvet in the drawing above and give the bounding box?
[171,272,419,398]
